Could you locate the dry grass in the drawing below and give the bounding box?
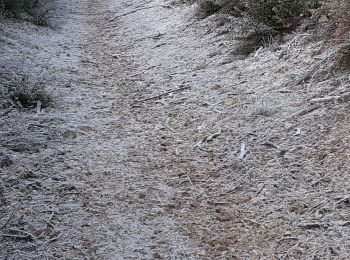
[7,78,53,109]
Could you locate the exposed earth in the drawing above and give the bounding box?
[1,0,350,259]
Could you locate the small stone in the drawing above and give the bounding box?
[215,244,228,252]
[216,208,232,222]
[318,15,329,23]
[0,156,13,168]
[138,192,146,199]
[62,130,77,139]
[24,170,37,178]
[79,125,94,133]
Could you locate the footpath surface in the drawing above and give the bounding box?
[1,0,350,259]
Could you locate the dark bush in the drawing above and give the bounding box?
[198,0,221,17]
[233,0,320,55]
[0,0,50,26]
[196,0,321,55]
[1,0,38,11]
[338,44,350,70]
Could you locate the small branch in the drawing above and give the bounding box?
[0,233,31,240]
[8,228,36,241]
[135,32,164,42]
[289,105,321,118]
[2,228,36,241]
[208,187,239,198]
[0,205,19,230]
[256,184,265,197]
[238,143,246,160]
[206,129,222,142]
[110,5,172,21]
[136,86,190,103]
[299,223,328,229]
[43,233,62,245]
[1,106,14,117]
[186,173,194,187]
[261,141,280,150]
[309,92,350,104]
[36,100,42,114]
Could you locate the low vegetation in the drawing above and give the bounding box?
[0,0,50,26]
[198,0,221,17]
[338,44,350,70]
[7,78,53,109]
[1,65,55,110]
[196,0,327,55]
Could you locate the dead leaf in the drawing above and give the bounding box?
[224,97,236,106]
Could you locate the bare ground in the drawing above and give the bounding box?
[1,0,350,259]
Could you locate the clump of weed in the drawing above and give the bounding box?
[0,0,50,26]
[5,71,54,108]
[198,0,221,17]
[30,7,50,26]
[234,0,321,55]
[218,0,246,17]
[195,0,321,56]
[234,23,279,56]
[337,44,350,70]
[7,76,53,109]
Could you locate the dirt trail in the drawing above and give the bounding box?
[55,0,199,258]
[2,0,350,258]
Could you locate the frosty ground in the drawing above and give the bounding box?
[1,0,350,259]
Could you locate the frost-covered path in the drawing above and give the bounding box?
[2,0,350,258]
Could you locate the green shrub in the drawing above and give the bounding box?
[218,0,246,17]
[198,0,221,17]
[195,0,321,55]
[247,0,304,31]
[231,0,320,55]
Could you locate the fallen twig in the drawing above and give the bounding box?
[36,100,42,114]
[309,92,350,104]
[186,173,194,187]
[238,143,246,160]
[136,86,190,103]
[1,106,14,117]
[110,5,172,21]
[0,233,31,240]
[0,205,19,230]
[299,223,328,229]
[208,187,238,198]
[256,184,265,197]
[6,228,36,241]
[289,105,321,118]
[161,120,176,133]
[43,233,62,245]
[206,129,222,142]
[261,141,280,150]
[135,32,164,42]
